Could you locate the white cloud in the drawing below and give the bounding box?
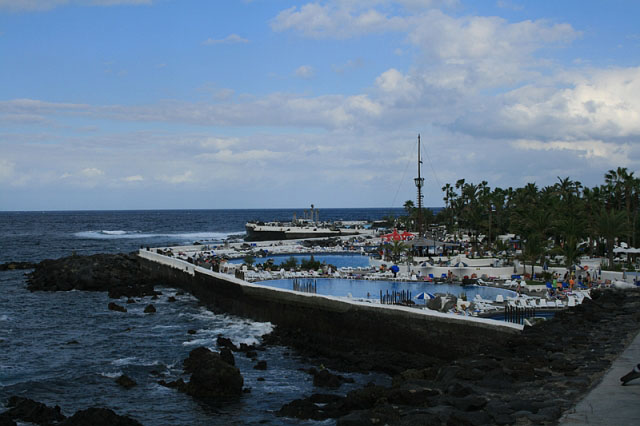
[81,167,104,177]
[202,34,249,45]
[0,159,15,182]
[199,137,238,150]
[271,3,407,39]
[455,66,640,141]
[123,174,143,182]
[294,65,315,79]
[513,139,632,165]
[158,170,194,184]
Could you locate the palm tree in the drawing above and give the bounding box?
[524,232,544,278]
[389,240,407,262]
[561,236,581,270]
[595,208,629,268]
[403,200,415,215]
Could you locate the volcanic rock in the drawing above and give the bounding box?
[59,407,142,426]
[115,375,137,389]
[108,302,127,313]
[143,304,156,314]
[2,396,65,425]
[182,347,243,398]
[274,289,640,424]
[216,336,238,351]
[220,347,235,366]
[0,413,16,426]
[253,360,267,370]
[0,261,36,271]
[26,253,155,298]
[306,367,354,388]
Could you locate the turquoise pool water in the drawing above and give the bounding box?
[229,253,371,269]
[256,278,517,302]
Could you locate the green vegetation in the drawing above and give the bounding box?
[398,167,640,271]
[243,254,255,267]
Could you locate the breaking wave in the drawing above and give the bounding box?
[73,230,242,241]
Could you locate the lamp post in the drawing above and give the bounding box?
[414,134,424,239]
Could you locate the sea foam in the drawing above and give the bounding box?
[73,230,241,241]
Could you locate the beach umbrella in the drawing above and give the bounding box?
[414,292,434,300]
[400,231,414,241]
[381,229,403,242]
[390,265,400,273]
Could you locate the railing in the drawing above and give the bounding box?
[504,305,536,324]
[292,278,317,294]
[380,289,413,305]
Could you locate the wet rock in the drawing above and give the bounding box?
[3,396,66,425]
[306,367,355,389]
[0,261,36,271]
[108,302,127,313]
[0,413,16,426]
[387,382,440,405]
[116,375,137,389]
[66,340,79,345]
[245,350,258,359]
[216,336,238,351]
[143,304,156,314]
[253,360,267,370]
[126,298,135,304]
[158,378,186,391]
[187,329,197,335]
[59,407,141,426]
[257,377,265,381]
[167,296,177,302]
[220,348,235,366]
[26,253,155,298]
[182,347,243,398]
[278,394,344,420]
[238,342,257,352]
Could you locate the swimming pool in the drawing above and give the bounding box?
[256,278,517,301]
[229,253,371,269]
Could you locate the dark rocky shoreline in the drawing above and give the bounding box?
[267,289,640,425]
[0,397,141,426]
[25,252,156,299]
[11,253,640,425]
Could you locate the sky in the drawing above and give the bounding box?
[1,0,639,211]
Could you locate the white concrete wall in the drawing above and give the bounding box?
[138,249,524,332]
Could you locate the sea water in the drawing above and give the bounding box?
[0,209,401,425]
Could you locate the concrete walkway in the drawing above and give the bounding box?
[559,329,640,425]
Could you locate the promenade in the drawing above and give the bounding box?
[560,329,640,425]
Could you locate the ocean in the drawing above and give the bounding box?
[0,208,402,425]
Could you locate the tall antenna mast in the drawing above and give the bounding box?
[414,134,424,238]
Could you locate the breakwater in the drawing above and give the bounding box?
[138,250,522,359]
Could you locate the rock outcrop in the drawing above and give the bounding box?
[1,396,65,425]
[0,261,36,271]
[0,397,141,426]
[26,253,155,298]
[182,347,244,398]
[59,407,142,426]
[274,289,640,425]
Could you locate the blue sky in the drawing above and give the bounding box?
[1,0,639,210]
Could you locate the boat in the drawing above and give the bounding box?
[244,205,369,241]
